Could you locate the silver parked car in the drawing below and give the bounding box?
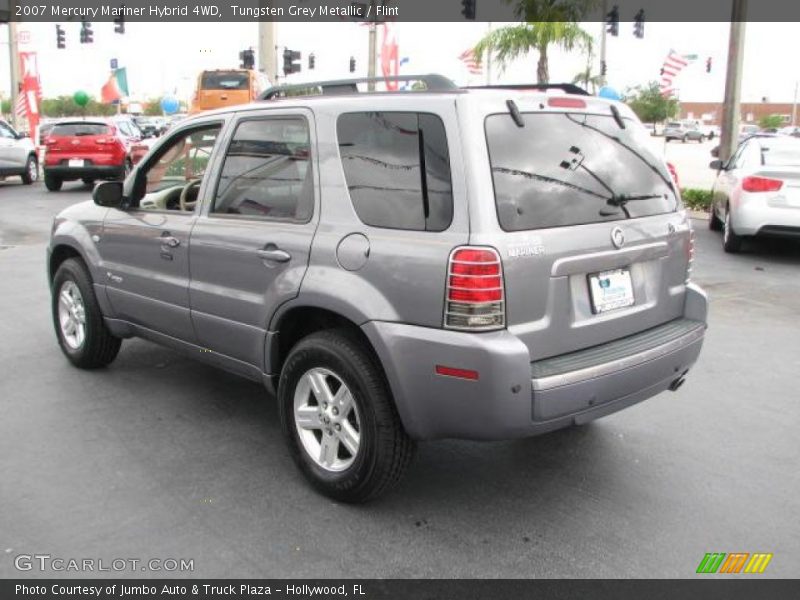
[0,118,39,185]
[664,121,706,143]
[47,76,707,501]
[709,136,800,252]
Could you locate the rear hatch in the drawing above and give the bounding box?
[46,122,115,161]
[469,95,692,361]
[194,70,251,111]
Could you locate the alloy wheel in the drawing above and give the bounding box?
[293,367,361,472]
[57,280,86,349]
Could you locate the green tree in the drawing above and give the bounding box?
[758,114,784,130]
[40,95,117,117]
[623,82,680,125]
[143,98,164,116]
[572,48,603,94]
[473,1,596,83]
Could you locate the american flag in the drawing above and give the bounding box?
[459,48,482,76]
[659,50,695,97]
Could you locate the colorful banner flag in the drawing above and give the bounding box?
[380,24,399,91]
[17,51,42,137]
[101,68,129,104]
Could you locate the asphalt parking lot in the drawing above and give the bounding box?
[1,180,798,578]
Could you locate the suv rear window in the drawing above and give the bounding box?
[201,71,249,90]
[485,112,678,231]
[337,112,453,231]
[51,123,110,137]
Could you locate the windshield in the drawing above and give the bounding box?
[485,112,678,231]
[51,123,109,137]
[200,71,249,90]
[666,122,682,128]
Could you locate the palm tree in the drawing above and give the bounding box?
[473,1,596,84]
[572,50,603,94]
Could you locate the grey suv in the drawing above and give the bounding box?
[48,76,707,502]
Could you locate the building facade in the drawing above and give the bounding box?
[679,102,796,126]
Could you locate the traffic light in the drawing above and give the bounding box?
[633,9,644,39]
[461,0,476,20]
[80,20,93,44]
[239,48,255,70]
[55,24,65,49]
[282,48,301,76]
[349,56,356,73]
[114,14,125,34]
[605,5,619,37]
[706,57,712,73]
[308,53,315,70]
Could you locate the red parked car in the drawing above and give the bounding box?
[42,119,136,192]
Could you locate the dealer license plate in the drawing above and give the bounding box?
[68,159,84,168]
[588,268,634,313]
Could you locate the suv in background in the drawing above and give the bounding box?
[42,119,135,191]
[0,118,39,185]
[47,76,707,502]
[664,121,706,143]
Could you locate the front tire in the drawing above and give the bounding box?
[723,208,744,253]
[44,173,62,192]
[52,258,121,368]
[278,330,415,503]
[21,155,38,185]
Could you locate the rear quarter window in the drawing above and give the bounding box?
[485,112,678,231]
[336,111,453,231]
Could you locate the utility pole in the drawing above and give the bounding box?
[718,0,747,163]
[258,20,277,83]
[792,81,798,127]
[485,22,493,85]
[367,21,377,90]
[8,21,21,129]
[599,0,607,87]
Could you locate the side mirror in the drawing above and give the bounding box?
[93,181,124,208]
[709,159,724,171]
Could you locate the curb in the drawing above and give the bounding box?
[688,210,709,221]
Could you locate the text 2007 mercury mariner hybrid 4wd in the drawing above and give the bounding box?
[48,76,707,502]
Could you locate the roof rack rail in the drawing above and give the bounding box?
[259,73,458,100]
[464,83,590,96]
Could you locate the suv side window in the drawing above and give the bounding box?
[211,117,313,222]
[336,112,453,231]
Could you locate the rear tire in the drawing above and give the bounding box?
[82,178,95,187]
[52,258,121,369]
[723,208,744,253]
[21,155,38,185]
[708,207,723,231]
[278,329,415,503]
[44,173,62,192]
[682,135,688,143]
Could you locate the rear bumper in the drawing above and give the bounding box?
[732,196,800,236]
[363,284,708,441]
[43,165,124,180]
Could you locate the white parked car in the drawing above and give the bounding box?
[0,118,39,185]
[709,136,800,252]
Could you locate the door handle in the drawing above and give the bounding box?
[160,235,180,248]
[257,246,291,263]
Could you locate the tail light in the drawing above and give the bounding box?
[667,162,680,188]
[741,176,783,193]
[444,247,505,331]
[685,228,695,284]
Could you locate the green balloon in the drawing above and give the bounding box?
[73,91,89,107]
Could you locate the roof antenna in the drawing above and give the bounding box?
[506,99,525,128]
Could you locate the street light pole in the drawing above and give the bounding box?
[258,20,277,83]
[599,0,607,87]
[718,0,747,163]
[8,21,20,129]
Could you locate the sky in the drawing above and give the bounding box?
[1,21,798,106]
